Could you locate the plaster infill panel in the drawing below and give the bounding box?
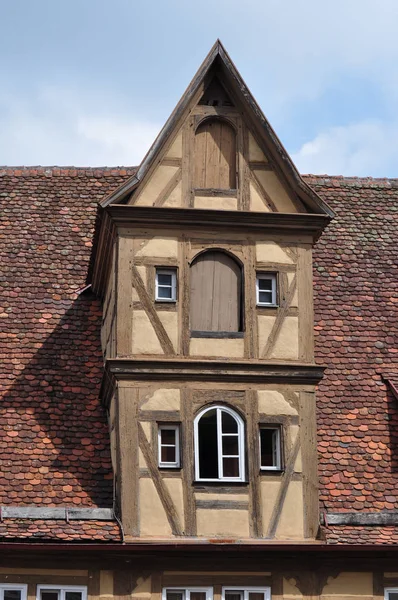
[248,132,268,162]
[135,235,179,258]
[250,181,270,212]
[134,165,179,206]
[322,572,373,598]
[255,170,298,213]
[270,316,299,360]
[141,388,181,411]
[132,310,163,355]
[196,508,249,538]
[139,478,172,537]
[276,479,304,539]
[194,196,238,211]
[190,337,245,358]
[256,241,295,264]
[257,390,298,415]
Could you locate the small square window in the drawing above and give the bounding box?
[256,274,277,306]
[259,426,282,470]
[385,590,398,600]
[158,424,180,468]
[0,586,27,600]
[156,268,177,302]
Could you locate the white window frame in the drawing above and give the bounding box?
[158,424,180,468]
[37,586,87,600]
[0,585,27,600]
[222,588,271,600]
[385,589,398,600]
[256,273,277,307]
[194,405,245,482]
[259,426,282,471]
[162,588,213,600]
[155,268,177,302]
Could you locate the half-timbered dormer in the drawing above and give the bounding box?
[92,40,333,542]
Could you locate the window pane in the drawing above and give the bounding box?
[258,278,272,291]
[161,445,176,463]
[249,593,265,600]
[4,592,22,600]
[190,594,206,600]
[259,291,272,304]
[65,594,82,600]
[167,593,184,600]
[158,274,172,286]
[41,592,59,600]
[158,286,173,299]
[222,410,238,433]
[161,429,176,445]
[223,456,239,477]
[260,428,277,467]
[198,409,218,479]
[388,594,398,600]
[222,435,239,456]
[225,593,243,600]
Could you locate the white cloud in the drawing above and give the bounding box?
[0,86,160,166]
[292,119,398,177]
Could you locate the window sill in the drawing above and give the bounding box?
[191,331,244,339]
[193,481,249,488]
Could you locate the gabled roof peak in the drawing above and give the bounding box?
[101,42,333,217]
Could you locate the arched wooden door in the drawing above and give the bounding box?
[194,119,236,190]
[190,251,242,332]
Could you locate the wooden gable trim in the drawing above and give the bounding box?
[99,40,334,218]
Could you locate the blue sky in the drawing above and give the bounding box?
[1,0,398,176]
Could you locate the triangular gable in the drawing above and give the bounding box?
[101,40,333,217]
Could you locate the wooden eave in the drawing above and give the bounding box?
[100,358,325,406]
[100,40,334,219]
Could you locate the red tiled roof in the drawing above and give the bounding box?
[0,519,121,541]
[1,167,398,545]
[323,525,398,545]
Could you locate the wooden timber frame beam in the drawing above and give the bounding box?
[100,358,325,407]
[91,204,331,297]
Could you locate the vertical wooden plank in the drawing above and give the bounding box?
[299,391,319,539]
[297,244,314,362]
[243,240,258,358]
[194,125,207,189]
[206,120,220,188]
[116,234,133,357]
[179,236,190,355]
[247,389,263,538]
[373,572,384,600]
[182,120,193,207]
[181,388,196,535]
[240,123,250,211]
[117,385,139,537]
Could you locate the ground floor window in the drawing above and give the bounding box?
[37,587,87,600]
[223,588,271,600]
[385,590,398,600]
[0,585,27,600]
[163,589,213,600]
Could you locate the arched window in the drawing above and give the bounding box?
[194,118,236,190]
[190,251,242,333]
[194,405,245,482]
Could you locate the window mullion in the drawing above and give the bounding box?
[217,408,223,479]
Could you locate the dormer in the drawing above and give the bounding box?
[92,41,333,543]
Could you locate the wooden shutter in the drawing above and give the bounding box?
[190,251,241,332]
[194,119,236,190]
